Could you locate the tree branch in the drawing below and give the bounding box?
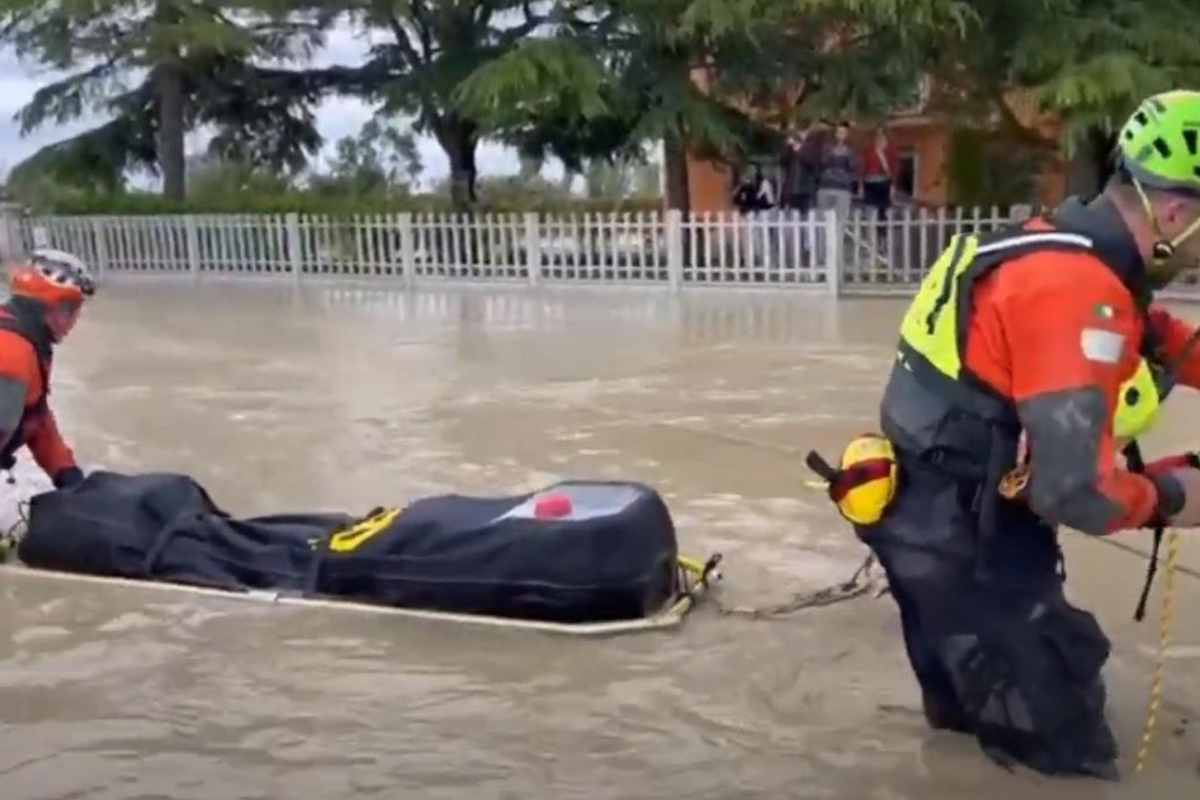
[235,0,342,35]
[827,28,878,54]
[0,8,35,40]
[564,10,618,35]
[16,52,123,133]
[496,23,543,48]
[990,84,1058,150]
[408,0,433,60]
[386,14,425,67]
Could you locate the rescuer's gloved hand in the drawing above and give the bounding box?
[1145,452,1200,477]
[1146,454,1200,527]
[51,466,84,490]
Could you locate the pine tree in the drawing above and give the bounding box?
[2,1,342,200]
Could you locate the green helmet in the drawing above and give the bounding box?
[1116,90,1200,195]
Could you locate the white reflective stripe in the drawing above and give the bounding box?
[1081,328,1125,364]
[975,232,1094,254]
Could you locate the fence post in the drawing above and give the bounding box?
[16,215,30,256]
[666,209,683,290]
[824,209,841,297]
[92,218,109,277]
[0,203,23,262]
[398,212,415,288]
[917,206,929,280]
[185,215,200,277]
[524,212,541,286]
[31,221,49,250]
[1009,203,1034,224]
[286,213,303,281]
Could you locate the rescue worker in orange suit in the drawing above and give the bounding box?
[0,249,95,490]
[844,91,1200,779]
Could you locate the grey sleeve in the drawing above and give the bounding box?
[0,375,27,454]
[1017,386,1123,535]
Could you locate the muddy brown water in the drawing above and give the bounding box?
[1,278,1198,799]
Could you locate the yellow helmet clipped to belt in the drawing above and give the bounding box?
[1114,358,1162,442]
[805,433,899,526]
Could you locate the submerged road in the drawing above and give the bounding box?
[0,279,1196,798]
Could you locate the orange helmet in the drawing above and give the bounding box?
[9,249,96,308]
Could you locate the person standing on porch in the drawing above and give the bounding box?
[780,121,819,214]
[861,127,899,220]
[816,121,860,228]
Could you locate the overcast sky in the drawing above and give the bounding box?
[0,24,559,190]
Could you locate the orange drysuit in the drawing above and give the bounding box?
[961,215,1200,533]
[0,304,78,480]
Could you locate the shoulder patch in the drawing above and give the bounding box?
[1081,327,1125,364]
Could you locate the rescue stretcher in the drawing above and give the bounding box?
[0,471,723,637]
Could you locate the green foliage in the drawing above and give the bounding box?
[1027,1,1200,156]
[928,0,1200,164]
[856,0,1200,196]
[308,118,423,197]
[424,167,658,212]
[456,0,975,209]
[7,176,660,217]
[578,159,661,201]
[453,38,610,129]
[456,1,759,168]
[946,126,1048,206]
[474,174,574,210]
[11,0,1118,212]
[33,192,661,216]
[186,159,296,201]
[5,115,156,195]
[342,0,556,207]
[946,127,986,203]
[14,188,442,216]
[1,1,344,196]
[583,158,648,200]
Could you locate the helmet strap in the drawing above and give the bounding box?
[1131,175,1200,267]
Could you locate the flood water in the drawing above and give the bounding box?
[1,278,1198,799]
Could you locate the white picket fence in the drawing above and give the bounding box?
[12,204,1200,298]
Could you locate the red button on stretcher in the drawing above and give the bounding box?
[534,493,573,519]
